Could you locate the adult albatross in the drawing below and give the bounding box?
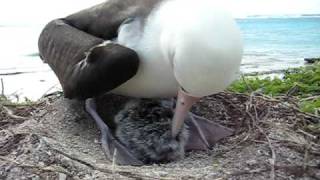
[38,0,243,165]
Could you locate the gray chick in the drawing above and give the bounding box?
[114,99,188,164]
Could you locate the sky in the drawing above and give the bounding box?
[0,0,320,25]
[228,0,320,17]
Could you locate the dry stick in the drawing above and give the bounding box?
[238,90,320,123]
[286,84,299,97]
[297,129,318,140]
[41,83,61,98]
[39,137,162,179]
[300,95,320,101]
[112,149,117,180]
[1,78,4,96]
[51,147,98,170]
[303,141,312,173]
[246,94,276,180]
[211,95,254,157]
[215,93,247,132]
[256,124,276,180]
[229,91,319,161]
[212,132,251,158]
[258,114,276,180]
[228,164,319,178]
[241,74,253,92]
[0,156,76,179]
[271,139,320,156]
[257,92,320,120]
[1,105,28,120]
[228,168,269,177]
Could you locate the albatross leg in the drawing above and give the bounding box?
[85,98,143,166]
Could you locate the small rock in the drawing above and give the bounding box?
[155,171,168,177]
[58,173,67,180]
[82,149,89,154]
[38,162,45,167]
[304,57,320,64]
[31,175,40,180]
[246,159,257,166]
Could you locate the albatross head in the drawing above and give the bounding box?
[158,0,243,137]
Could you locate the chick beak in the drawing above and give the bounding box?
[172,89,200,137]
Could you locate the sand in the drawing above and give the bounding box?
[0,92,319,179]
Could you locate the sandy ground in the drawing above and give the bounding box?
[0,92,319,179]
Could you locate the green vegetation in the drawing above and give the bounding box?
[0,94,7,103]
[0,93,35,106]
[0,77,36,106]
[228,63,320,114]
[300,98,320,114]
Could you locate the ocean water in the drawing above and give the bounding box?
[0,17,319,100]
[239,17,320,73]
[0,25,60,100]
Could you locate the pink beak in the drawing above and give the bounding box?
[172,89,200,137]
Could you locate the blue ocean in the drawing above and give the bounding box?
[0,17,319,100]
[238,17,320,73]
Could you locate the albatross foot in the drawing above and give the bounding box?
[85,98,144,166]
[185,113,234,151]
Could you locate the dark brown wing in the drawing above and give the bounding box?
[38,0,161,99]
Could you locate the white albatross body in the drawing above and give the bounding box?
[111,0,243,98]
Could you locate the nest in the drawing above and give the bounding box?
[0,92,319,179]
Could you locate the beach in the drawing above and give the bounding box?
[0,17,319,101]
[1,15,319,180]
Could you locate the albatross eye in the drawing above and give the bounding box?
[180,86,189,94]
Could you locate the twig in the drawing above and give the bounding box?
[256,92,320,120]
[0,156,75,178]
[245,95,276,180]
[1,78,4,96]
[50,146,98,170]
[226,164,319,178]
[257,125,276,180]
[39,137,161,179]
[297,129,318,140]
[300,95,320,102]
[227,168,269,177]
[0,105,28,120]
[112,149,117,180]
[256,125,276,180]
[286,84,299,97]
[212,132,251,158]
[41,84,61,98]
[241,75,253,92]
[215,93,247,132]
[272,139,320,156]
[303,142,311,173]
